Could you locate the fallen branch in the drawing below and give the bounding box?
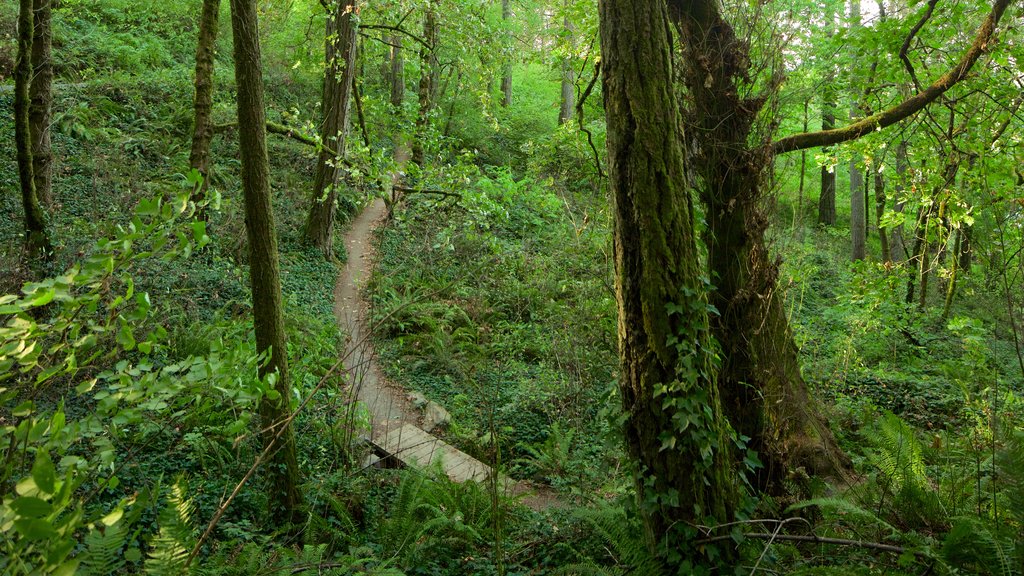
[392,185,461,200]
[696,532,911,556]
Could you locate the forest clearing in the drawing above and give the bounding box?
[2,0,1023,574]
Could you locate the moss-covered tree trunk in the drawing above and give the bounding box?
[30,0,53,208]
[16,0,52,261]
[189,0,220,213]
[500,0,512,107]
[599,0,736,565]
[305,1,358,258]
[818,23,837,227]
[412,2,438,166]
[229,0,304,526]
[670,0,849,490]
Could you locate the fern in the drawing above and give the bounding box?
[555,502,660,576]
[787,497,899,539]
[81,522,128,576]
[942,517,1020,576]
[145,477,196,576]
[865,412,928,494]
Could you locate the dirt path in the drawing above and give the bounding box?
[332,149,560,510]
[333,196,417,437]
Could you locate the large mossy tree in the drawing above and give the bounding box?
[600,0,1013,565]
[599,0,737,566]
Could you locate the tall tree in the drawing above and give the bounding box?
[557,8,575,125]
[189,0,221,213]
[849,0,866,261]
[500,0,513,107]
[15,0,53,261]
[229,0,304,525]
[305,1,359,258]
[30,0,54,208]
[818,10,837,226]
[600,0,736,565]
[412,1,439,165]
[390,33,404,109]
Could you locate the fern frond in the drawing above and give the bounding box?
[81,522,128,576]
[865,413,928,494]
[787,497,900,538]
[942,517,1020,576]
[146,477,196,576]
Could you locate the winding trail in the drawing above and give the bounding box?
[331,151,559,509]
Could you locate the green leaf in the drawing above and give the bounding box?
[11,496,53,518]
[13,400,34,417]
[32,450,57,495]
[29,287,56,307]
[14,518,58,541]
[117,323,136,351]
[100,507,124,526]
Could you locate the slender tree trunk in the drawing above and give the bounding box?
[876,167,890,263]
[305,2,358,258]
[818,14,837,227]
[390,33,404,109]
[671,1,850,490]
[906,205,928,305]
[30,0,53,208]
[849,0,866,260]
[942,227,962,319]
[890,140,909,262]
[16,0,52,261]
[412,2,438,165]
[795,100,809,233]
[500,0,512,107]
[229,0,303,526]
[600,0,736,564]
[557,13,575,125]
[189,0,220,213]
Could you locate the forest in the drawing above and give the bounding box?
[1,0,1023,574]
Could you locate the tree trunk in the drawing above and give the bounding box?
[390,33,404,109]
[500,0,512,107]
[412,3,438,165]
[305,2,358,258]
[849,0,866,261]
[189,0,220,213]
[875,167,890,263]
[818,17,837,227]
[30,0,53,209]
[890,140,909,262]
[16,0,52,261]
[557,13,575,125]
[599,0,736,564]
[670,0,850,490]
[229,0,303,526]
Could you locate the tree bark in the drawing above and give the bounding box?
[305,1,358,258]
[189,0,220,213]
[876,167,890,263]
[818,15,837,227]
[30,0,53,208]
[890,139,909,262]
[557,12,575,125]
[669,0,850,489]
[599,0,736,564]
[412,2,438,165]
[500,0,512,107]
[229,0,303,526]
[849,0,866,261]
[16,0,52,261]
[390,33,404,109]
